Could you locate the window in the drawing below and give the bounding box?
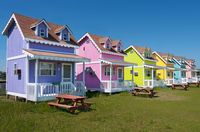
[39,29,45,37]
[39,62,56,76]
[106,43,110,49]
[145,69,151,77]
[117,46,121,51]
[63,33,68,41]
[134,72,139,76]
[104,67,115,76]
[167,72,171,77]
[104,67,110,76]
[14,64,17,75]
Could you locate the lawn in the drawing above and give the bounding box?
[0,87,200,132]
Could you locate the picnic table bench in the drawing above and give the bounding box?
[172,84,189,91]
[48,94,92,113]
[132,87,157,98]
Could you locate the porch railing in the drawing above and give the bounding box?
[101,80,134,92]
[188,77,198,83]
[144,80,165,88]
[27,81,86,102]
[164,79,173,86]
[173,78,188,84]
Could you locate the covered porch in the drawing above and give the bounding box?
[23,50,90,102]
[187,69,199,83]
[173,68,188,84]
[142,65,165,88]
[99,58,134,94]
[164,67,175,86]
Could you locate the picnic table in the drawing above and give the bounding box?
[172,84,189,91]
[132,87,157,98]
[48,94,92,113]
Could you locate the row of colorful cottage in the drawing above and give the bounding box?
[2,13,199,102]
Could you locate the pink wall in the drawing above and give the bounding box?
[186,64,192,78]
[101,65,124,81]
[101,53,124,60]
[78,37,100,61]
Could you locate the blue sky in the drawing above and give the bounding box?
[0,0,200,71]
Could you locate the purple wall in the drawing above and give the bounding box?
[29,60,75,83]
[7,58,26,94]
[7,23,27,58]
[29,42,74,54]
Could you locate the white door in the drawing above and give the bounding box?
[62,64,72,82]
[117,68,123,80]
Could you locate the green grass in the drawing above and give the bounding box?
[1,87,200,132]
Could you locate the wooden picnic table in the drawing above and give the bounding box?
[48,94,92,113]
[172,84,189,91]
[132,87,157,98]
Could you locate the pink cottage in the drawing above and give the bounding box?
[185,59,199,83]
[76,33,134,94]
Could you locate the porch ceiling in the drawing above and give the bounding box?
[100,58,135,66]
[23,49,90,62]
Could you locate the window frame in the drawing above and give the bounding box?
[39,62,56,76]
[39,28,45,37]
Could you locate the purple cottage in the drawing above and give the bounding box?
[2,13,90,102]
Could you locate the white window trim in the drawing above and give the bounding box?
[39,62,56,76]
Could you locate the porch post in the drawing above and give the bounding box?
[25,57,29,103]
[110,64,112,95]
[152,68,154,88]
[132,65,134,89]
[35,59,38,102]
[83,62,85,85]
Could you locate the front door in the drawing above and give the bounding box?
[117,68,123,80]
[62,63,72,82]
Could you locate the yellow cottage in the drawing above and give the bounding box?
[152,52,174,86]
[124,46,163,88]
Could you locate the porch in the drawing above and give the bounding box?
[24,50,90,102]
[27,81,85,102]
[99,58,134,93]
[142,65,165,88]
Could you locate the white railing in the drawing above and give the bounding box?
[164,79,173,86]
[144,80,165,88]
[181,78,188,84]
[74,81,87,96]
[27,81,86,102]
[101,80,134,92]
[188,77,198,83]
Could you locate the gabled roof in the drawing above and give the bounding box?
[153,52,174,65]
[125,45,156,61]
[54,25,73,34]
[30,19,51,30]
[2,13,78,47]
[112,40,121,47]
[78,33,126,56]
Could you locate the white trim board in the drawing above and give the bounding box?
[7,54,27,61]
[78,33,125,57]
[2,14,25,40]
[25,38,79,49]
[7,91,27,98]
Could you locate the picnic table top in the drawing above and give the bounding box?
[134,87,153,90]
[56,94,85,100]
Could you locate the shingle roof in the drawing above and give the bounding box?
[7,13,78,46]
[88,33,126,55]
[133,45,155,60]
